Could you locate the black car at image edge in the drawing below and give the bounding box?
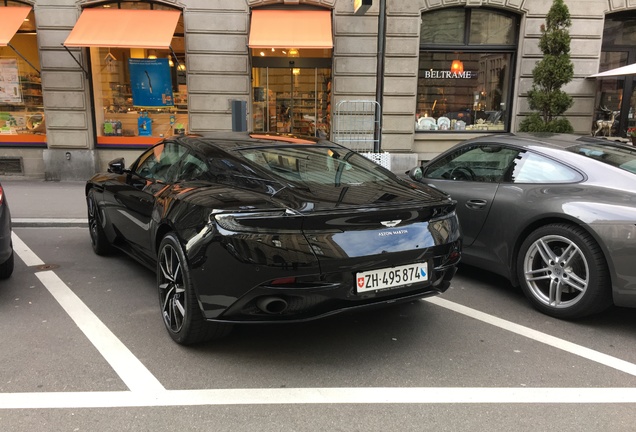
[86,132,461,344]
[0,181,14,280]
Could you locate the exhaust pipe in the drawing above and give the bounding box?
[257,296,288,314]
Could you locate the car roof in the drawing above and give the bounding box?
[167,132,332,156]
[471,132,624,150]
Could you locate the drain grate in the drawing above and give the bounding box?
[0,157,23,174]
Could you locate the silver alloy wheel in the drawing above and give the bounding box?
[159,243,186,333]
[522,234,589,309]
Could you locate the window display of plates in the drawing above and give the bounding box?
[437,116,451,130]
[417,117,436,130]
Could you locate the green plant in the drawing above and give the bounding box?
[519,0,574,133]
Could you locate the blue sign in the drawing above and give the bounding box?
[128,58,174,107]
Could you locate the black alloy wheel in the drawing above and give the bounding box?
[517,223,612,319]
[157,233,232,344]
[87,189,112,256]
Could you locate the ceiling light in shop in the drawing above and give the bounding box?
[450,59,464,74]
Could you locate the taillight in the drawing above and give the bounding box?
[0,185,4,206]
[271,277,296,285]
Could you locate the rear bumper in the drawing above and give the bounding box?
[201,246,459,324]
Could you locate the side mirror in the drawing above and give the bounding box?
[108,157,126,174]
[407,167,423,182]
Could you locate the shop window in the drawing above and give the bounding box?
[84,1,187,148]
[416,7,518,133]
[252,66,331,137]
[0,2,45,146]
[594,12,636,137]
[248,8,333,137]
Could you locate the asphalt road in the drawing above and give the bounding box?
[1,226,635,431]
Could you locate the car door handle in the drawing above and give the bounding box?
[465,199,488,209]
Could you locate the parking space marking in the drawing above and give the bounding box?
[1,387,636,409]
[11,232,44,267]
[425,296,636,377]
[4,230,636,409]
[12,233,165,394]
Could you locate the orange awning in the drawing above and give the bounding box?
[64,9,180,49]
[248,10,333,49]
[0,7,31,47]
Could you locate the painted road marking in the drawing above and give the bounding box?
[12,232,164,394]
[11,231,44,267]
[3,231,636,408]
[2,387,636,409]
[424,296,636,377]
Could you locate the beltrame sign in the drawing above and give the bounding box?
[423,70,474,79]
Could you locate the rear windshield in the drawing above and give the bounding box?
[234,145,394,187]
[568,143,636,174]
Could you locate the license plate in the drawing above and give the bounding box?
[356,262,428,293]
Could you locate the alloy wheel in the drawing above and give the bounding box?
[522,234,589,309]
[159,244,187,333]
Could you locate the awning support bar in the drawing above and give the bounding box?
[8,43,40,75]
[62,44,89,78]
[169,45,183,70]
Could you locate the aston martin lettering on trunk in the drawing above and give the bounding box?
[379,229,408,237]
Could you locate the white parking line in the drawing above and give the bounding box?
[12,233,165,394]
[11,232,44,267]
[1,387,636,409]
[5,231,636,409]
[424,296,636,377]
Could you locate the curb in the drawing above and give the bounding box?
[13,218,88,228]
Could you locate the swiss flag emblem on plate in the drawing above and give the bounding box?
[357,277,365,288]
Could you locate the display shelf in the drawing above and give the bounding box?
[1,76,44,134]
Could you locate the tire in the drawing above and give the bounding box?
[517,223,612,319]
[87,189,113,256]
[0,250,14,279]
[157,233,232,345]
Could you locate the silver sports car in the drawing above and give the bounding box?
[408,133,636,319]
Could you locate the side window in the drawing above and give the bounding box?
[509,152,583,183]
[176,152,208,181]
[135,141,187,183]
[425,144,520,182]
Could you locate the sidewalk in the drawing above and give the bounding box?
[1,178,88,227]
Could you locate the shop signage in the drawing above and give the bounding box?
[128,58,174,107]
[0,58,22,104]
[423,70,474,79]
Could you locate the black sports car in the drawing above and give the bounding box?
[0,181,13,279]
[86,132,461,344]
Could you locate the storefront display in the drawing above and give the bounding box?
[252,67,331,136]
[248,8,333,137]
[91,46,188,146]
[592,14,636,137]
[416,7,518,134]
[0,4,45,145]
[63,4,186,148]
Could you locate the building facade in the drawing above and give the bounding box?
[0,0,633,179]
